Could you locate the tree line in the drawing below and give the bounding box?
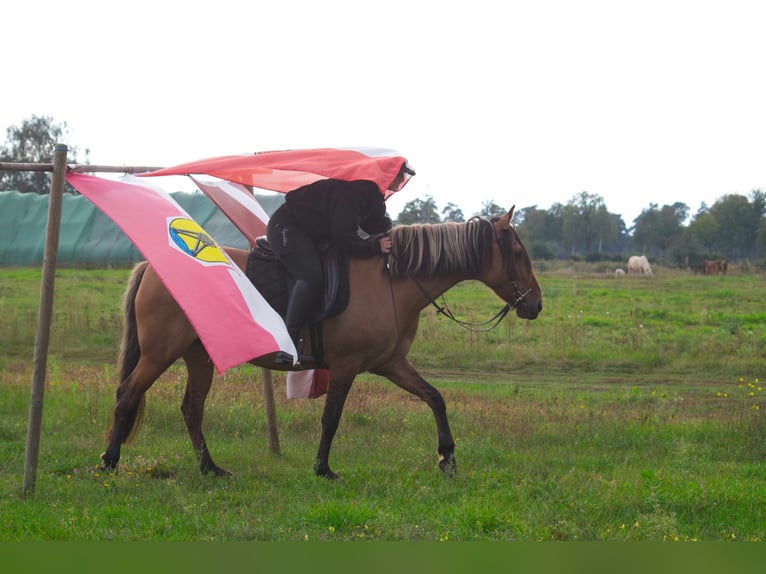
[396,190,766,267]
[3,116,765,267]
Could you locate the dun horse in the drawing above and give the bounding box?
[101,207,542,479]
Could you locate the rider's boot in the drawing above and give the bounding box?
[274,280,316,367]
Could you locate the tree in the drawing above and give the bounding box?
[395,195,440,224]
[561,191,620,256]
[441,202,465,223]
[707,193,763,259]
[561,202,582,256]
[630,202,688,257]
[517,205,559,241]
[591,204,619,254]
[478,199,505,218]
[517,205,564,259]
[0,115,83,194]
[757,217,766,256]
[687,211,720,254]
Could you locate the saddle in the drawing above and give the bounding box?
[244,237,351,367]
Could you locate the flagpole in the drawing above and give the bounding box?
[22,144,68,497]
[0,162,163,174]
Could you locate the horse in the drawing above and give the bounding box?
[627,255,653,275]
[696,259,728,275]
[100,207,542,479]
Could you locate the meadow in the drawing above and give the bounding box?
[1,263,765,541]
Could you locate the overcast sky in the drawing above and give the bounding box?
[3,0,765,226]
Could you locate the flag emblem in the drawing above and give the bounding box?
[167,217,230,265]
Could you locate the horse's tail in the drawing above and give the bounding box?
[108,261,149,445]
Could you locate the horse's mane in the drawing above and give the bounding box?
[388,217,497,279]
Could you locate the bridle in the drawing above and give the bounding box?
[391,222,532,333]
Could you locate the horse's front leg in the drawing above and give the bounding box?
[181,342,230,477]
[374,358,456,476]
[314,372,355,480]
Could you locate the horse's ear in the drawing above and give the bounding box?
[499,206,515,230]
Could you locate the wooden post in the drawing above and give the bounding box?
[242,182,281,456]
[261,368,280,455]
[22,144,68,497]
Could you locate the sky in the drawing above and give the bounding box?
[3,0,765,226]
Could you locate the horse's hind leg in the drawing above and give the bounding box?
[181,342,229,476]
[374,358,457,476]
[101,356,172,471]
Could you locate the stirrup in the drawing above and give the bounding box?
[295,353,315,367]
[274,351,294,366]
[274,350,315,367]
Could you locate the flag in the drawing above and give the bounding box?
[190,177,270,247]
[140,147,414,200]
[286,369,329,399]
[65,173,296,374]
[124,175,326,398]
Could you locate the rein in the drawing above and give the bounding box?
[411,277,531,332]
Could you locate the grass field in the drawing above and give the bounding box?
[1,263,765,541]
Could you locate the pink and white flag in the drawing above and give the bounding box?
[190,177,270,247]
[140,147,414,200]
[66,173,296,373]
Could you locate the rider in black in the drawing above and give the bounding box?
[267,163,414,365]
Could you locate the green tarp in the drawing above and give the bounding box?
[0,189,285,267]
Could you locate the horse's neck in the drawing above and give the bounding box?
[349,257,466,316]
[393,273,467,319]
[411,275,463,301]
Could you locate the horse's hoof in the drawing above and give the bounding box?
[202,465,233,478]
[315,466,342,481]
[439,455,457,477]
[319,470,342,481]
[100,452,118,473]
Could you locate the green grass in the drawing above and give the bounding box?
[409,271,766,384]
[1,264,765,541]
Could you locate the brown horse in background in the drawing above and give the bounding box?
[695,259,728,275]
[100,207,542,479]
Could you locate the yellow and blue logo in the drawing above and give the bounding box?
[168,217,231,266]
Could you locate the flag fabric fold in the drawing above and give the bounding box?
[65,173,296,374]
[140,147,414,199]
[189,176,270,247]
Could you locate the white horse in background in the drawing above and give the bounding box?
[627,255,652,275]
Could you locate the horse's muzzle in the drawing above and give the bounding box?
[516,299,542,320]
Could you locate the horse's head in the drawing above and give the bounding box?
[484,206,542,320]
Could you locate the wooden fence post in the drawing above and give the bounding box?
[22,144,68,497]
[261,368,281,455]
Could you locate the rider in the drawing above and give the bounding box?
[267,161,415,365]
